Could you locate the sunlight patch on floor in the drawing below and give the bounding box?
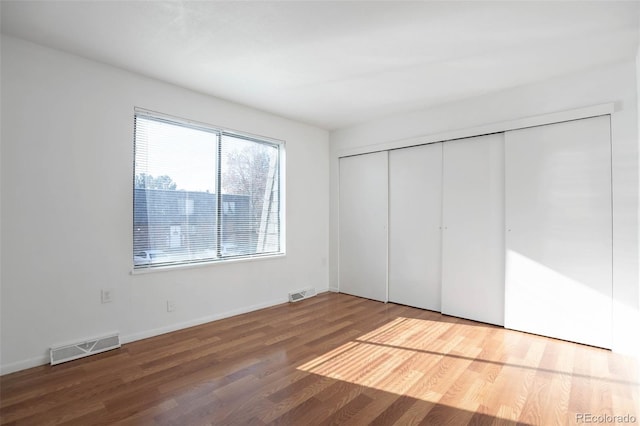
[296,315,639,417]
[297,317,483,406]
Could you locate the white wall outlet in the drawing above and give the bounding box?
[166,300,176,312]
[101,289,114,304]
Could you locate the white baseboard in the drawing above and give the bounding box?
[1,354,49,376]
[121,296,288,345]
[1,297,289,376]
[2,289,343,375]
[329,286,339,293]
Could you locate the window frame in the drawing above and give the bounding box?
[132,108,286,272]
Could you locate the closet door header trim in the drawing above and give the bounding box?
[336,103,614,159]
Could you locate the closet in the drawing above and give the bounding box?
[339,151,388,302]
[504,116,612,348]
[338,114,613,348]
[388,143,442,311]
[441,134,505,326]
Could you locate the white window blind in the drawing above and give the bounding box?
[133,110,283,269]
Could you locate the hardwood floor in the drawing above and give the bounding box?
[1,292,638,425]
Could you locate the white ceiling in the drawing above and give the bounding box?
[1,1,639,130]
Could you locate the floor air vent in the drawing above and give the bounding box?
[288,287,317,303]
[50,334,121,365]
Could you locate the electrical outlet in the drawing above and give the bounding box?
[101,289,113,304]
[166,300,176,312]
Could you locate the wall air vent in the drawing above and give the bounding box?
[50,333,121,365]
[288,287,317,303]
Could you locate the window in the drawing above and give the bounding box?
[133,110,283,269]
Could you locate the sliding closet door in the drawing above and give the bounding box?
[339,152,388,302]
[441,133,505,326]
[389,143,442,311]
[505,116,612,348]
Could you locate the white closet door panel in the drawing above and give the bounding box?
[505,116,612,348]
[389,143,442,311]
[442,133,505,326]
[339,152,388,302]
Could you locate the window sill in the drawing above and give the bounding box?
[130,252,286,275]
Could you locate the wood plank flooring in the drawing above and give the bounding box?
[1,292,638,425]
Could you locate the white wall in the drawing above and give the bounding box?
[0,36,330,374]
[330,60,640,355]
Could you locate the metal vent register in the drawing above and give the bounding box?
[288,287,317,303]
[50,334,121,365]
